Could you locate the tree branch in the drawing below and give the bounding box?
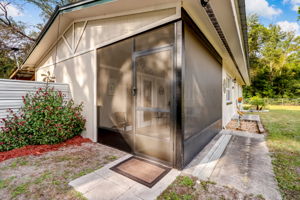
[0,2,36,41]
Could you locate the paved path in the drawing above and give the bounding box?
[184,129,281,200]
[69,155,180,200]
[210,131,281,200]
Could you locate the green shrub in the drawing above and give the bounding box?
[0,87,86,152]
[249,96,266,110]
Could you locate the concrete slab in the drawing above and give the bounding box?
[232,114,260,122]
[83,178,128,200]
[69,172,103,194]
[69,155,180,200]
[210,134,282,200]
[222,129,264,139]
[130,169,180,200]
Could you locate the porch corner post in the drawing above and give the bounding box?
[174,20,184,169]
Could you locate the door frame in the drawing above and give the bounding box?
[132,45,175,166]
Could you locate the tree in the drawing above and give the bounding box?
[244,14,300,98]
[0,1,38,78]
[0,49,15,78]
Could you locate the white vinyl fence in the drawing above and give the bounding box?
[0,79,70,121]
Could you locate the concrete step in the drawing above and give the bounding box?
[192,134,232,180]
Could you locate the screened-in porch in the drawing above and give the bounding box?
[96,15,222,169]
[97,24,176,166]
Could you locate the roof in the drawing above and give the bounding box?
[18,0,250,84]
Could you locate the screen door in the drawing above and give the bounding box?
[133,47,173,164]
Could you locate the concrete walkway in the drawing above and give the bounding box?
[69,154,180,200]
[210,131,281,200]
[184,129,281,200]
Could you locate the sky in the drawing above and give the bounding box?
[1,0,299,35]
[246,0,299,35]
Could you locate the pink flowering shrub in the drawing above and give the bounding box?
[0,87,86,151]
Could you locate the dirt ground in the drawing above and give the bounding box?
[158,176,265,200]
[0,142,127,200]
[226,120,260,133]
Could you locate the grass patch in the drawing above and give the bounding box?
[0,177,15,189]
[179,176,195,187]
[68,190,88,200]
[157,176,260,200]
[200,180,216,191]
[52,155,73,162]
[258,105,300,200]
[72,167,102,179]
[11,182,30,198]
[104,155,118,161]
[0,141,124,199]
[33,171,53,184]
[9,158,29,169]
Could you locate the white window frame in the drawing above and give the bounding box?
[225,76,232,104]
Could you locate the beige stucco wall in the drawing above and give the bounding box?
[37,52,96,141]
[222,61,243,127]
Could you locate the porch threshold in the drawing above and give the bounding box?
[69,155,180,200]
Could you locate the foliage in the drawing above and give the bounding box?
[0,87,86,151]
[0,1,37,78]
[244,15,300,98]
[259,106,300,199]
[249,96,266,110]
[0,0,78,78]
[0,50,16,78]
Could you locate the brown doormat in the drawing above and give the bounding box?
[110,157,171,188]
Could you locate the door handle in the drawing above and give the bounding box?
[132,87,137,96]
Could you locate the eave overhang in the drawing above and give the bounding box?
[22,0,113,68]
[183,0,250,85]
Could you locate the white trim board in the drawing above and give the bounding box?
[35,14,180,71]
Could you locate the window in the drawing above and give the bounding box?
[225,77,232,104]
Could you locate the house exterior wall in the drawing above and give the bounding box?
[35,7,179,142]
[24,0,249,169]
[37,52,96,141]
[222,62,243,127]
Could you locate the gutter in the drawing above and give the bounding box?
[203,3,246,85]
[237,0,251,83]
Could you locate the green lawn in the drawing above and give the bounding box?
[258,106,300,200]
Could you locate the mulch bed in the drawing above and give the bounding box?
[226,120,260,133]
[0,136,92,162]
